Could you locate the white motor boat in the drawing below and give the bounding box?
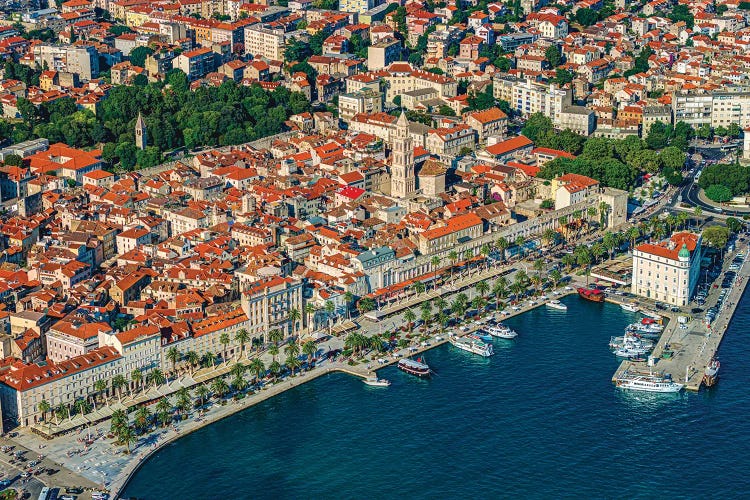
[615,372,683,393]
[620,303,639,313]
[363,375,391,387]
[546,300,568,311]
[485,324,518,339]
[449,335,494,357]
[614,345,649,358]
[609,336,654,350]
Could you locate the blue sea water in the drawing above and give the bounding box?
[123,290,750,499]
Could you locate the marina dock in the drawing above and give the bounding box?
[611,245,750,391]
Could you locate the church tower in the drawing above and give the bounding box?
[135,112,147,150]
[390,112,415,199]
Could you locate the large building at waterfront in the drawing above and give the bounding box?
[631,232,702,306]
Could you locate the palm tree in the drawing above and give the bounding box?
[437,312,449,332]
[268,344,279,362]
[677,211,689,230]
[156,398,172,427]
[530,274,542,296]
[420,307,432,328]
[175,387,191,418]
[587,206,598,229]
[234,328,250,358]
[219,332,231,362]
[269,360,282,380]
[480,243,491,270]
[492,279,507,310]
[542,228,557,248]
[194,383,209,408]
[211,378,229,399]
[343,293,354,320]
[549,269,562,289]
[147,369,165,390]
[325,300,336,335]
[289,307,302,339]
[131,368,143,393]
[54,403,68,424]
[249,358,266,382]
[496,237,509,262]
[118,425,136,454]
[509,281,525,298]
[471,296,485,313]
[357,297,375,315]
[533,258,545,274]
[448,250,458,277]
[94,378,108,406]
[230,362,246,380]
[202,351,216,369]
[435,296,447,313]
[403,309,417,333]
[134,406,152,433]
[232,372,248,393]
[166,347,181,376]
[561,253,576,270]
[413,281,426,295]
[285,353,302,376]
[515,235,526,259]
[476,280,490,297]
[111,374,127,403]
[514,269,528,285]
[463,249,474,272]
[430,255,441,289]
[626,226,640,251]
[302,341,317,364]
[186,350,200,374]
[284,342,300,359]
[268,328,284,347]
[591,242,606,263]
[38,400,50,422]
[305,302,316,332]
[693,206,702,227]
[110,409,128,435]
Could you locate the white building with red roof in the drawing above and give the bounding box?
[632,232,702,306]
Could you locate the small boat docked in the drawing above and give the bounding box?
[703,358,720,387]
[577,287,605,302]
[449,335,494,357]
[614,371,683,393]
[363,375,391,387]
[614,346,650,358]
[398,357,431,377]
[546,300,568,311]
[470,331,493,342]
[640,310,663,320]
[620,302,640,313]
[485,324,518,339]
[609,335,654,350]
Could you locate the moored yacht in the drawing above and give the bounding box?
[485,324,518,339]
[620,302,640,312]
[546,300,568,311]
[363,375,391,387]
[614,371,683,393]
[470,331,493,342]
[398,358,431,377]
[449,335,494,357]
[609,335,654,350]
[703,358,720,387]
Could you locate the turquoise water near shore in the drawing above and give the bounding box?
[123,290,750,499]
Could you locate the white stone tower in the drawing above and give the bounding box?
[135,112,147,150]
[390,111,415,199]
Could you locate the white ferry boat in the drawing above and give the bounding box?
[609,336,654,350]
[546,300,568,311]
[615,372,683,393]
[449,335,494,357]
[620,302,640,313]
[485,324,518,339]
[363,375,391,387]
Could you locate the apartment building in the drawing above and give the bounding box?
[174,47,215,80]
[32,44,99,80]
[632,232,702,307]
[244,25,285,60]
[417,213,483,255]
[338,90,383,122]
[367,38,401,71]
[240,276,304,340]
[45,319,113,363]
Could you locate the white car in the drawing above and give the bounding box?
[459,325,468,332]
[511,306,521,311]
[565,286,573,291]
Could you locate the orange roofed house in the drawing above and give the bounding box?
[554,173,599,210]
[631,232,702,306]
[417,213,483,255]
[27,143,103,184]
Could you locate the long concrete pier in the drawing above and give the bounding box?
[612,243,749,391]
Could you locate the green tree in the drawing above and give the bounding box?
[234,328,250,358]
[575,8,598,26]
[129,46,154,67]
[545,44,561,67]
[702,225,730,248]
[521,113,553,141]
[705,184,732,203]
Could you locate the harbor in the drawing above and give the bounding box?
[610,242,750,391]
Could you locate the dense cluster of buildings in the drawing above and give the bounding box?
[0,0,741,430]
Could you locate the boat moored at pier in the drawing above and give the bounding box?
[577,287,605,302]
[398,358,431,377]
[703,358,720,387]
[449,335,494,357]
[614,371,683,393]
[546,300,568,311]
[484,324,518,339]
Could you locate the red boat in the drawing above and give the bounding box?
[577,287,605,302]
